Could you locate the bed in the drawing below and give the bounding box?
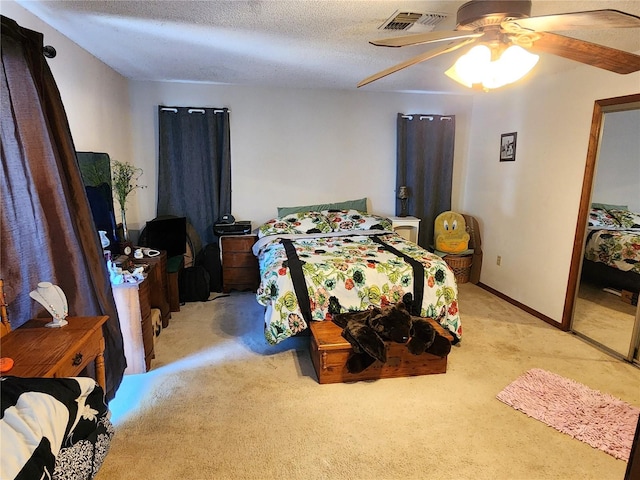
[0,375,113,480]
[252,209,462,345]
[582,205,640,293]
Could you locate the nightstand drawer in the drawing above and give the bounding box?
[224,252,257,268]
[221,235,256,252]
[223,267,259,285]
[54,329,103,378]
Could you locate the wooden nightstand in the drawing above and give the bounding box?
[0,316,108,391]
[221,234,260,293]
[389,216,421,243]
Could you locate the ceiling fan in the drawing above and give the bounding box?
[358,0,640,90]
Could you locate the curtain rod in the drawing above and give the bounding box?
[160,107,231,113]
[401,114,452,121]
[420,116,452,121]
[43,45,56,58]
[2,17,57,58]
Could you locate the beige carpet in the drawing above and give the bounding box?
[96,283,640,480]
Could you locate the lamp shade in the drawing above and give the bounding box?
[445,44,539,90]
[398,186,409,199]
[488,45,539,88]
[445,44,492,88]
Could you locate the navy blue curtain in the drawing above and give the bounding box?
[157,107,231,248]
[396,114,455,249]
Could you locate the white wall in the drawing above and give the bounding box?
[593,109,640,212]
[127,82,473,230]
[462,66,640,323]
[7,0,639,328]
[1,1,133,199]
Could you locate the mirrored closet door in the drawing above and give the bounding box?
[565,94,640,364]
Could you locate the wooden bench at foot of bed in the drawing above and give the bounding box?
[309,317,453,384]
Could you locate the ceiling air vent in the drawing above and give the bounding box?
[379,11,447,31]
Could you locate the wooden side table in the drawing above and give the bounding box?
[0,316,108,391]
[389,216,421,243]
[221,234,260,293]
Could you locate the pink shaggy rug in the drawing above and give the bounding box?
[497,368,640,460]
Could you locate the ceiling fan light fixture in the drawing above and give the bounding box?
[445,44,491,87]
[445,44,539,90]
[489,45,539,87]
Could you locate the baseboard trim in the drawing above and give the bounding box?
[477,282,567,331]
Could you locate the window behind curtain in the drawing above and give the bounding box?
[396,114,456,249]
[157,106,231,249]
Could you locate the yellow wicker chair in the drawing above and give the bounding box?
[461,214,482,284]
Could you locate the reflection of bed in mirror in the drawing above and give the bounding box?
[581,205,640,294]
[566,95,640,363]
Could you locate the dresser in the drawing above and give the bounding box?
[133,251,171,326]
[112,268,161,374]
[112,258,166,374]
[221,234,260,293]
[0,316,108,391]
[137,275,155,371]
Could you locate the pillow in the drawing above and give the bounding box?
[258,211,332,238]
[591,202,628,211]
[277,198,367,217]
[588,207,621,229]
[322,209,392,232]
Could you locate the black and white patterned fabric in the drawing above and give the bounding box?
[0,376,114,480]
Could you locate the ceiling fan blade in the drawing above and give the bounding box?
[502,9,640,34]
[529,32,640,74]
[358,38,478,88]
[370,30,482,48]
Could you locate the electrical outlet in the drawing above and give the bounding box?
[496,255,502,266]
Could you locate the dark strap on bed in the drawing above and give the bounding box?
[371,235,424,316]
[280,239,313,323]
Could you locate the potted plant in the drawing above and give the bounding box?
[111,159,145,241]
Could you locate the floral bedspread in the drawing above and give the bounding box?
[588,207,640,230]
[253,230,461,345]
[585,207,640,273]
[584,229,640,273]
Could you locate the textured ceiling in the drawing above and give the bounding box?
[14,0,640,94]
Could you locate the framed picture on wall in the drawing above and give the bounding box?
[500,132,517,162]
